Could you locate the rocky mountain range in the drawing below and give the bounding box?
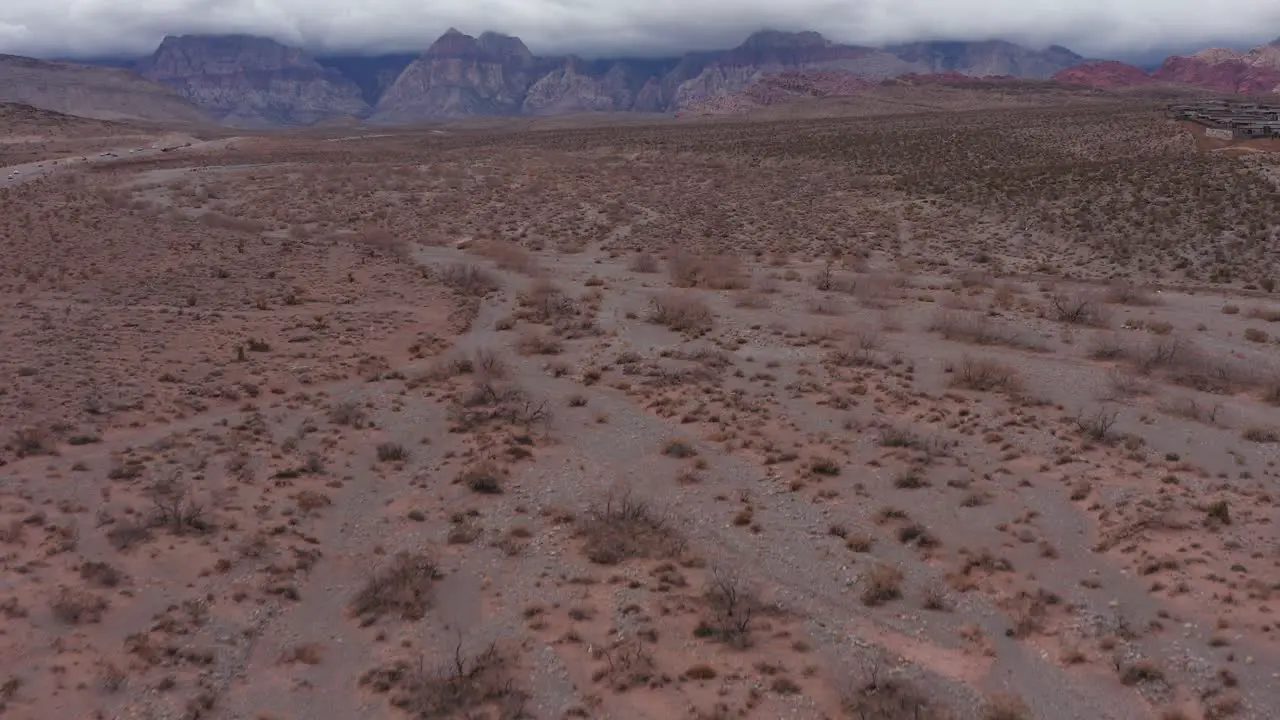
[5,30,1280,127]
[1053,37,1280,94]
[76,29,1086,126]
[136,35,370,126]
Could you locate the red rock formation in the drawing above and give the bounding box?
[1052,61,1153,88]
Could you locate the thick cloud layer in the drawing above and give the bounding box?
[2,0,1278,60]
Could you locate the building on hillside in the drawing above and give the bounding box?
[1168,101,1280,139]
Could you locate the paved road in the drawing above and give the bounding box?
[0,140,191,188]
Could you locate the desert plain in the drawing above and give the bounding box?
[1,87,1279,720]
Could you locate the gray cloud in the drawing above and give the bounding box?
[2,0,1278,60]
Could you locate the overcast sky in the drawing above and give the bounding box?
[1,0,1278,60]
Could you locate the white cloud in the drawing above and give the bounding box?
[0,0,1277,59]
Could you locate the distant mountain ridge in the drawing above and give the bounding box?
[64,29,1087,125]
[1053,37,1280,94]
[12,29,1280,127]
[136,34,370,126]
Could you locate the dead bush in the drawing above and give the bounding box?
[649,292,713,334]
[1243,327,1269,344]
[359,226,411,262]
[438,263,500,297]
[861,563,904,606]
[351,552,441,625]
[329,400,368,428]
[577,490,685,565]
[1242,425,1279,443]
[949,357,1022,394]
[516,280,577,324]
[1103,281,1157,306]
[982,693,1031,720]
[360,641,524,719]
[701,569,761,648]
[629,253,659,273]
[52,587,108,624]
[1048,290,1109,326]
[1156,396,1223,426]
[929,310,1037,349]
[199,211,265,234]
[10,426,53,457]
[1076,407,1119,443]
[514,330,562,356]
[667,250,746,289]
[458,461,504,494]
[842,661,950,720]
[472,240,537,274]
[1089,332,1129,360]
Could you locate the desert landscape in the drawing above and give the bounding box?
[1,81,1279,720]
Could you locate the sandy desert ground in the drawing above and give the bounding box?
[1,95,1279,720]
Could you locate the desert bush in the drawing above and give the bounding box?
[1088,331,1129,360]
[1048,290,1109,326]
[667,250,746,289]
[1243,327,1269,343]
[1104,281,1157,306]
[1076,407,1119,443]
[929,310,1036,349]
[199,211,265,234]
[1246,305,1280,322]
[52,587,108,624]
[807,295,845,315]
[1156,396,1223,425]
[438,263,500,297]
[359,641,523,719]
[861,563,904,606]
[1105,367,1151,399]
[982,693,1031,720]
[649,292,713,334]
[577,490,685,565]
[351,552,441,625]
[841,661,949,720]
[949,357,1022,394]
[702,570,761,648]
[376,442,409,462]
[10,426,52,457]
[472,240,537,274]
[629,253,659,273]
[458,461,504,494]
[1242,425,1279,443]
[516,280,577,324]
[514,330,563,356]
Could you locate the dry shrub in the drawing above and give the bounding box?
[10,426,53,457]
[329,400,368,428]
[514,330,562,356]
[667,249,746,290]
[1242,425,1279,443]
[360,226,411,262]
[807,295,845,315]
[861,563,904,606]
[1156,396,1223,426]
[827,327,882,367]
[516,280,577,324]
[1105,367,1151,399]
[360,642,524,719]
[649,291,713,334]
[472,240,537,274]
[351,552,441,625]
[949,357,1022,394]
[1104,281,1158,306]
[982,693,1031,720]
[1088,331,1129,360]
[199,211,265,234]
[577,490,685,565]
[438,263,500,297]
[629,253,660,273]
[1048,289,1110,326]
[458,460,504,494]
[701,570,761,648]
[842,669,950,720]
[929,310,1038,349]
[1245,305,1280,322]
[1243,327,1269,343]
[52,587,108,624]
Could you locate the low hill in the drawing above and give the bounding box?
[0,54,211,125]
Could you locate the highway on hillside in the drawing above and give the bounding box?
[0,141,191,188]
